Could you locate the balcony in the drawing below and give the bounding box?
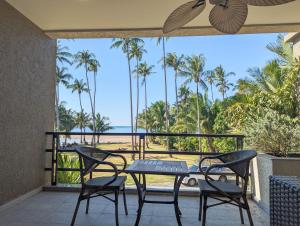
[0,132,269,226]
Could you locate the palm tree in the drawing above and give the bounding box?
[74,111,90,143]
[148,101,166,133]
[88,113,112,143]
[73,50,96,137]
[178,86,191,132]
[266,34,293,68]
[199,94,218,152]
[237,60,285,95]
[214,65,235,100]
[68,79,88,114]
[166,53,185,115]
[88,59,101,129]
[110,38,144,151]
[129,41,147,146]
[56,41,72,65]
[58,103,76,144]
[181,55,208,150]
[266,34,300,115]
[56,66,72,131]
[205,70,216,101]
[134,62,155,138]
[157,37,170,150]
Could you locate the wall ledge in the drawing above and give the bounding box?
[0,187,42,212]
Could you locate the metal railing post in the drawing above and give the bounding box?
[54,134,60,185]
[236,136,244,151]
[142,135,146,160]
[51,133,56,185]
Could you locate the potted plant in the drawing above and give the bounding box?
[245,110,300,213]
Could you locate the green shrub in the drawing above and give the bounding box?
[245,109,300,157]
[57,154,80,184]
[174,137,200,152]
[213,138,236,153]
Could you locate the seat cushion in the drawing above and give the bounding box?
[198,179,243,195]
[86,176,127,189]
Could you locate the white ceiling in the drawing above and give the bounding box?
[6,0,300,38]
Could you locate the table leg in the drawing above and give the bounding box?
[173,176,182,216]
[174,176,184,226]
[130,173,144,226]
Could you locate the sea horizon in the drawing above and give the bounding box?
[71,126,145,133]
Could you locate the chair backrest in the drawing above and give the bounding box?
[75,146,111,182]
[218,150,257,180]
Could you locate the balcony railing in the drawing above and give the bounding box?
[45,132,245,187]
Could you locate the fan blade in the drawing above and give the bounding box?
[246,0,295,6]
[209,0,248,34]
[209,0,223,4]
[163,0,206,33]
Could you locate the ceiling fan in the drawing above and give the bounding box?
[163,0,295,34]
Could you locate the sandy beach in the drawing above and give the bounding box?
[65,134,133,144]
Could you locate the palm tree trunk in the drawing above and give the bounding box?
[55,84,60,131]
[207,137,216,153]
[135,58,140,149]
[126,46,135,157]
[297,73,300,116]
[175,72,179,115]
[84,127,86,143]
[196,83,202,152]
[84,63,95,145]
[144,77,149,147]
[162,37,170,153]
[93,71,96,121]
[78,93,84,144]
[79,93,83,113]
[210,83,214,101]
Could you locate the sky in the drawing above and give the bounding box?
[58,33,280,126]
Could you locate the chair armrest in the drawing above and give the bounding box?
[204,159,248,200]
[108,153,127,171]
[91,159,119,187]
[204,163,233,199]
[199,154,227,180]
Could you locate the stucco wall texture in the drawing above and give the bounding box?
[0,0,56,205]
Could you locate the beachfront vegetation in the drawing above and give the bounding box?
[55,35,300,157]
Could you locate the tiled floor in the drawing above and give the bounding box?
[0,192,269,226]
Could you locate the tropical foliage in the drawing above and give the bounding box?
[56,35,300,157]
[57,153,80,184]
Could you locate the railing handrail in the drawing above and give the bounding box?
[45,131,245,186]
[45,131,245,138]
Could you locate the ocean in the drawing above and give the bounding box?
[71,126,145,133]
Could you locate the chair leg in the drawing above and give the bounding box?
[199,193,202,221]
[123,188,128,215]
[243,196,254,226]
[85,197,90,214]
[238,203,244,224]
[71,193,83,226]
[201,195,208,226]
[114,190,119,226]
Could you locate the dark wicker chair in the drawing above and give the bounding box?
[71,146,128,226]
[198,150,257,226]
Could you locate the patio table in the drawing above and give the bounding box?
[125,159,189,226]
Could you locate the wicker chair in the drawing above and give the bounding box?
[198,150,257,226]
[71,146,128,226]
